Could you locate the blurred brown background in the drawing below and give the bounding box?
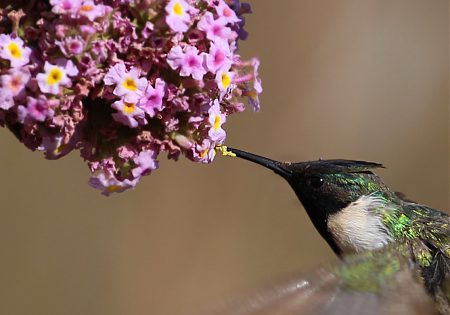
[0,1,448,314]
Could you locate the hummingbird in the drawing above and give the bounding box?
[213,147,450,315]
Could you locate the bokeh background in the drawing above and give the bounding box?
[0,1,448,314]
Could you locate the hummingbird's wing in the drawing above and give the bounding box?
[400,203,450,312]
[205,245,436,315]
[401,203,450,256]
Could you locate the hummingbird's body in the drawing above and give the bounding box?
[225,147,450,314]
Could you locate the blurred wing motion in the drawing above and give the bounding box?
[207,245,437,315]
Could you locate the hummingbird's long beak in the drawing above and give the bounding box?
[227,147,293,179]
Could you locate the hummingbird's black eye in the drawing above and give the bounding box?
[309,176,324,189]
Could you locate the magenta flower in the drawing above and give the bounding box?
[111,99,147,128]
[89,172,137,196]
[208,99,226,143]
[26,96,54,122]
[131,150,159,178]
[0,34,31,68]
[165,0,194,33]
[198,12,232,43]
[215,0,241,24]
[57,36,85,57]
[104,62,148,103]
[36,59,79,95]
[167,45,207,80]
[139,78,166,117]
[1,68,30,97]
[206,39,232,73]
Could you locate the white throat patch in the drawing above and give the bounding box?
[327,195,393,254]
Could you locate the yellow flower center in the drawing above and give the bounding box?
[173,2,183,16]
[46,67,63,85]
[221,73,231,89]
[213,115,221,130]
[54,144,65,155]
[107,185,121,193]
[7,42,22,59]
[123,102,136,114]
[80,4,94,12]
[200,149,209,158]
[8,76,21,92]
[122,77,137,91]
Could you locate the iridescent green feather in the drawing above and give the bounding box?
[335,245,405,293]
[382,202,450,267]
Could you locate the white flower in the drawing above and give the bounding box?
[36,59,79,95]
[0,34,31,68]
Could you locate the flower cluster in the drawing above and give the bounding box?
[0,0,261,195]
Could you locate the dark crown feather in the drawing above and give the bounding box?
[298,159,384,174]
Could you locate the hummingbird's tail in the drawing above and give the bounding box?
[227,147,292,179]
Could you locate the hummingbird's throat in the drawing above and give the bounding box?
[327,195,393,254]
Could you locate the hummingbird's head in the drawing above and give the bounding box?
[228,147,396,255]
[284,159,387,217]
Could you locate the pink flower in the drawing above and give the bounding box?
[165,0,195,33]
[89,172,137,196]
[39,135,70,159]
[174,134,194,149]
[191,139,216,164]
[198,12,232,42]
[36,59,79,95]
[90,40,108,62]
[1,68,30,97]
[50,0,82,16]
[215,1,240,24]
[15,105,28,123]
[167,45,207,80]
[79,25,96,36]
[0,0,261,195]
[57,36,85,57]
[111,99,147,128]
[104,62,148,103]
[206,39,232,73]
[131,150,159,178]
[207,99,226,143]
[139,78,166,117]
[234,57,262,111]
[141,22,154,39]
[78,1,103,21]
[117,145,136,160]
[0,34,31,68]
[249,58,262,111]
[0,88,14,110]
[26,96,54,122]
